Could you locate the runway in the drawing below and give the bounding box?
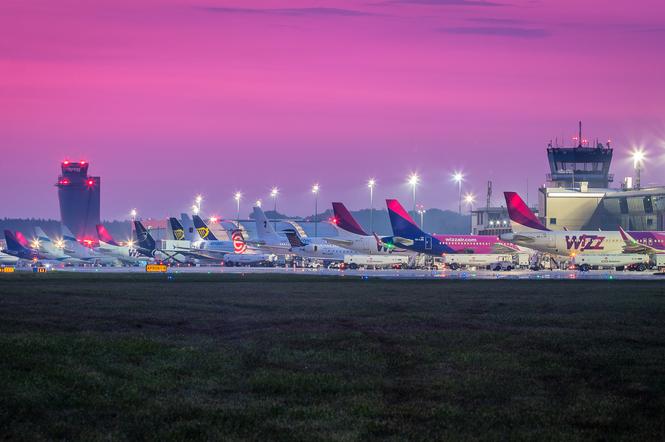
[37,266,665,280]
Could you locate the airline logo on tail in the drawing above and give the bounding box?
[192,215,219,241]
[504,192,549,232]
[231,230,247,254]
[169,218,185,240]
[197,227,209,239]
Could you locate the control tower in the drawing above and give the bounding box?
[55,160,101,241]
[546,121,613,188]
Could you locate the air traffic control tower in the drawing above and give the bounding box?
[56,160,100,241]
[546,121,613,188]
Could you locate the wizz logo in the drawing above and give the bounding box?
[565,235,605,251]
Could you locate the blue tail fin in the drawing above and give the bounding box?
[192,215,219,241]
[386,199,426,240]
[169,217,186,240]
[4,230,27,253]
[134,221,156,251]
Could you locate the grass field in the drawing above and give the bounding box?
[1,273,665,440]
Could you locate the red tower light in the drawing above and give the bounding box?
[60,179,70,185]
[63,160,70,165]
[80,160,86,165]
[86,179,94,186]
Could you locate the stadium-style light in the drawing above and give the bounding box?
[234,191,242,224]
[464,192,475,213]
[631,147,647,189]
[130,209,137,221]
[416,204,426,229]
[270,186,279,228]
[312,184,320,237]
[255,199,262,208]
[452,171,464,214]
[367,178,376,233]
[407,173,420,214]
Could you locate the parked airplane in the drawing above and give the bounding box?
[134,221,187,263]
[33,227,83,263]
[284,229,356,261]
[500,191,665,256]
[61,225,117,264]
[386,199,519,256]
[2,230,36,262]
[190,215,251,258]
[96,224,146,265]
[326,202,410,255]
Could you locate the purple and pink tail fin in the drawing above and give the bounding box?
[332,202,368,236]
[504,192,549,232]
[96,224,119,246]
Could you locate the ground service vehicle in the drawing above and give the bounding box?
[344,254,409,269]
[573,254,650,271]
[443,254,512,270]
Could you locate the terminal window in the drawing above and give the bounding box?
[549,218,557,225]
[644,197,654,213]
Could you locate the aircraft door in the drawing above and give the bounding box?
[425,236,432,250]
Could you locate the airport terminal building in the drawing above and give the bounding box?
[472,135,665,233]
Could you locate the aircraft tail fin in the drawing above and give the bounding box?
[169,217,186,240]
[332,202,368,236]
[231,230,248,254]
[4,230,27,253]
[15,231,30,248]
[96,224,119,246]
[385,199,426,239]
[192,215,219,241]
[134,221,156,251]
[504,192,549,232]
[253,206,278,240]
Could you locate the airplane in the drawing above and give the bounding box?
[385,199,520,256]
[325,202,411,255]
[284,229,357,261]
[2,230,40,262]
[96,224,146,265]
[133,220,189,263]
[500,191,665,256]
[60,224,117,264]
[32,227,83,263]
[189,215,251,258]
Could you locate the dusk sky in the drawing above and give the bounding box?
[2,0,664,220]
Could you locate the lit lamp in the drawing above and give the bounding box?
[270,186,279,229]
[234,191,242,224]
[408,173,420,214]
[631,148,647,190]
[312,184,320,237]
[464,192,475,213]
[367,178,376,233]
[452,171,464,215]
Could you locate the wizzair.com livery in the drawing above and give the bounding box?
[386,199,520,256]
[326,202,411,255]
[501,192,665,256]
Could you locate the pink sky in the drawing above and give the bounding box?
[1,0,664,219]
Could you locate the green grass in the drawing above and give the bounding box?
[1,273,665,440]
